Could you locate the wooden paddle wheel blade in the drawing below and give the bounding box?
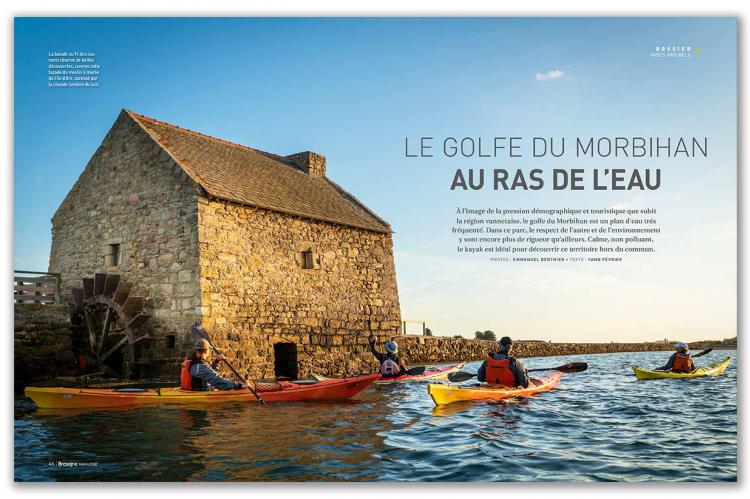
[112,281,132,306]
[103,274,120,298]
[82,278,94,298]
[94,273,106,296]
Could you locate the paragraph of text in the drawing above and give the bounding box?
[453,206,660,263]
[48,51,100,88]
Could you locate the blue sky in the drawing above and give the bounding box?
[14,18,736,341]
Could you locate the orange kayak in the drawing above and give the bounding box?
[24,374,379,409]
[427,371,562,406]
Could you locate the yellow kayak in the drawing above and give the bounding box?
[427,371,562,406]
[632,356,732,380]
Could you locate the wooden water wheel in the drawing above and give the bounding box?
[69,273,152,376]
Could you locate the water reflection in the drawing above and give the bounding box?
[15,352,737,482]
[173,399,392,481]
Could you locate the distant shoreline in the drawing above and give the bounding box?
[398,336,736,364]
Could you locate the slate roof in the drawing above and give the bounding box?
[125,110,391,233]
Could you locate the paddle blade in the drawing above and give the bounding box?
[556,362,588,373]
[693,348,713,358]
[448,371,477,383]
[406,366,426,376]
[191,323,209,341]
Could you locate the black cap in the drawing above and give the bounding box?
[500,336,513,346]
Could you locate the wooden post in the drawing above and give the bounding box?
[98,307,113,356]
[84,308,97,351]
[53,273,62,303]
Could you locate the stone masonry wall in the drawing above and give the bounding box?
[48,111,203,371]
[14,304,75,386]
[196,198,401,379]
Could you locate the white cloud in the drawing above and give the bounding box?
[535,69,565,81]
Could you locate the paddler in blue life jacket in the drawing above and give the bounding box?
[369,338,409,377]
[658,342,696,373]
[477,336,531,387]
[180,339,249,391]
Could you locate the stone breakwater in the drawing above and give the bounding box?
[220,334,672,379]
[397,335,676,364]
[249,335,680,378]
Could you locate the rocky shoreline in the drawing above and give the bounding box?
[397,335,734,364]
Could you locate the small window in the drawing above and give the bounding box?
[302,250,314,269]
[165,335,176,349]
[109,244,121,266]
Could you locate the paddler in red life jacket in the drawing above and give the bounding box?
[369,338,408,377]
[659,342,696,373]
[180,339,249,391]
[477,336,531,388]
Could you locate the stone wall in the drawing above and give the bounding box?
[48,110,203,370]
[196,197,401,379]
[14,304,75,386]
[291,335,678,378]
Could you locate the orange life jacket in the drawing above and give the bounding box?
[672,353,693,373]
[485,355,516,386]
[180,359,208,391]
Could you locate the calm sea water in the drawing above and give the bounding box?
[14,350,737,482]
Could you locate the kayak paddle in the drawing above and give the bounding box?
[191,323,265,405]
[529,362,588,373]
[448,362,588,383]
[405,366,427,376]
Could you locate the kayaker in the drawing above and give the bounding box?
[180,339,249,391]
[658,342,696,373]
[477,336,531,388]
[369,338,408,377]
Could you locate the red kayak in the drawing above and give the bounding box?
[25,374,380,409]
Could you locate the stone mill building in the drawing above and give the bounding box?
[49,109,402,379]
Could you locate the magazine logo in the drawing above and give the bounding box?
[650,45,700,59]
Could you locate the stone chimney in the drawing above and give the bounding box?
[286,151,326,176]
